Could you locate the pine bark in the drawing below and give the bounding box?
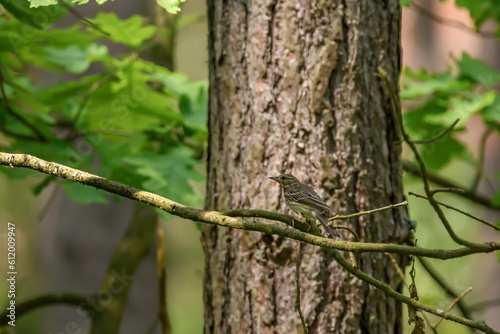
[203,0,411,333]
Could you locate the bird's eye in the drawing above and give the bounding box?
[281,176,285,180]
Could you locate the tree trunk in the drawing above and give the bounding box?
[202,0,411,333]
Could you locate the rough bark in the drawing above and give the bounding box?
[202,0,411,333]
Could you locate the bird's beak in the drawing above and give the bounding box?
[268,176,279,182]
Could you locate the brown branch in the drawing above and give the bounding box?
[327,248,498,334]
[403,160,500,210]
[432,287,473,330]
[295,243,308,334]
[0,69,47,142]
[471,129,493,192]
[0,152,499,333]
[470,299,500,312]
[89,202,157,334]
[413,118,460,144]
[156,228,171,334]
[328,201,408,221]
[429,187,465,195]
[59,1,110,37]
[418,257,473,320]
[0,293,90,325]
[410,2,497,39]
[409,192,500,231]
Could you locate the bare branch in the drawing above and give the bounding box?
[0,70,47,142]
[409,192,500,231]
[413,119,460,145]
[432,287,472,330]
[418,257,473,320]
[403,160,500,210]
[328,201,408,221]
[471,129,493,192]
[410,2,496,39]
[295,243,308,334]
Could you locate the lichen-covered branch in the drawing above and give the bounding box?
[0,152,498,260]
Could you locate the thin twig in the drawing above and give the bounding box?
[71,77,113,128]
[0,68,47,142]
[295,243,308,334]
[429,187,466,195]
[471,129,493,192]
[403,160,499,210]
[156,228,171,334]
[432,287,473,329]
[470,298,500,312]
[59,1,110,37]
[413,118,460,144]
[385,253,409,290]
[409,192,500,231]
[418,257,473,320]
[385,253,438,334]
[329,201,408,221]
[329,225,360,241]
[410,2,496,39]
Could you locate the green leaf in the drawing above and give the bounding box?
[179,82,208,130]
[0,0,65,29]
[418,133,473,170]
[493,191,500,206]
[457,53,500,87]
[44,44,108,73]
[28,0,58,7]
[401,68,469,100]
[91,12,156,48]
[33,175,57,195]
[123,146,204,205]
[399,0,414,6]
[60,180,109,204]
[156,0,186,14]
[480,94,500,131]
[422,92,495,128]
[455,0,499,30]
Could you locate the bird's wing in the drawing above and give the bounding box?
[286,184,332,212]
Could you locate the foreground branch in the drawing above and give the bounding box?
[0,293,89,325]
[0,152,498,259]
[1,152,499,333]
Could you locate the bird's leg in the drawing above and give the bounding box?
[305,218,316,232]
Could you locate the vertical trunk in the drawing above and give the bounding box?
[203,0,411,333]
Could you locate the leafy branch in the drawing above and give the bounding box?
[0,151,498,333]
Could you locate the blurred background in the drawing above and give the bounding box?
[0,0,499,333]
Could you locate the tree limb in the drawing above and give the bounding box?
[0,152,498,261]
[403,160,499,210]
[0,293,90,325]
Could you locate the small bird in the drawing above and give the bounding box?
[269,173,342,238]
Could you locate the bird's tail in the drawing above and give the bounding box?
[314,212,342,238]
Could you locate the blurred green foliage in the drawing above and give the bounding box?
[0,1,207,210]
